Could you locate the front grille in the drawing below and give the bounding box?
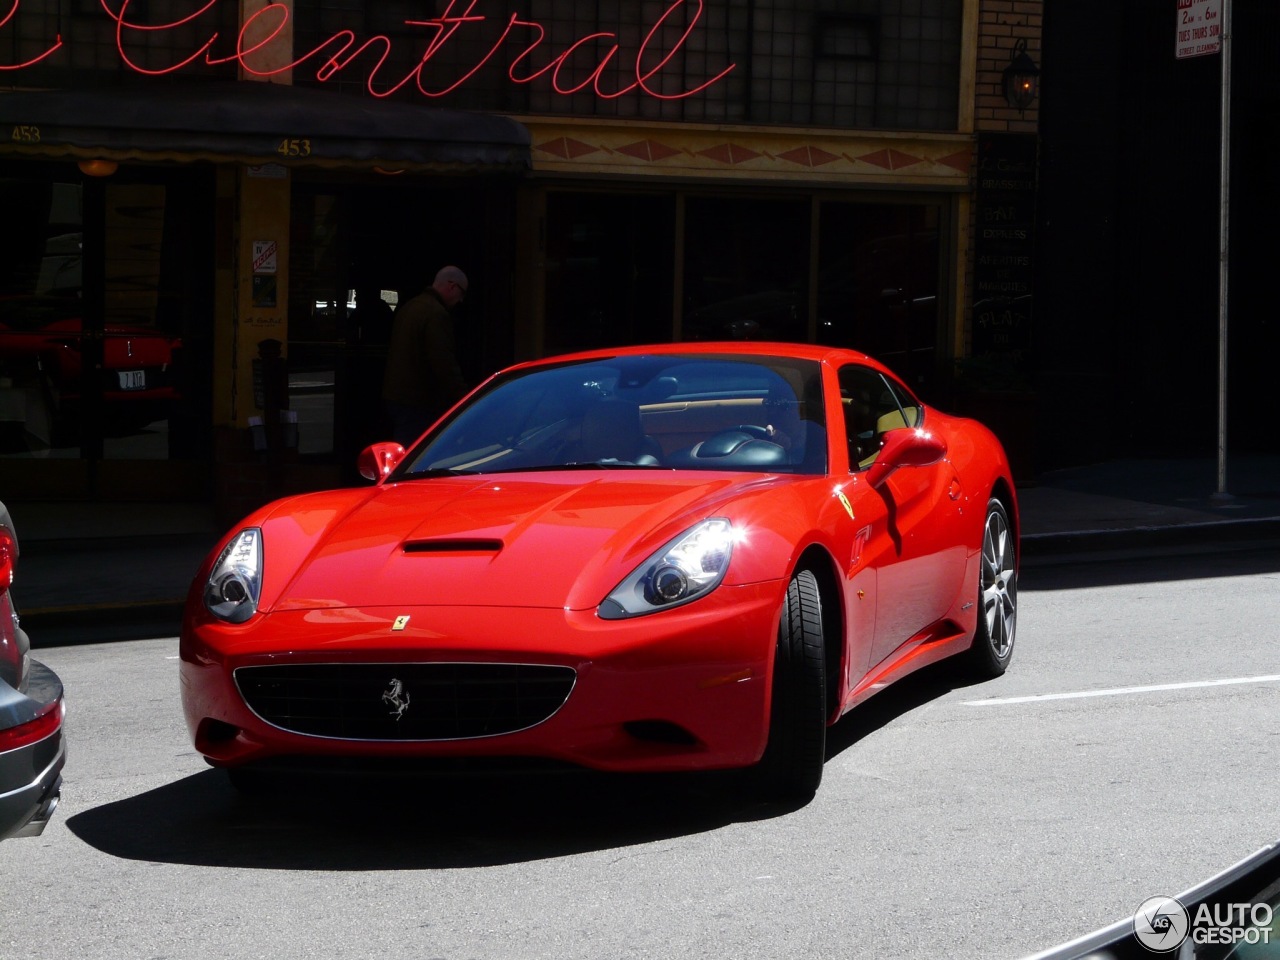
[234,663,577,741]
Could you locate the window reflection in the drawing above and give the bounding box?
[816,203,940,392]
[682,196,810,343]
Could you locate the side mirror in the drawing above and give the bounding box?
[864,428,946,488]
[357,442,407,482]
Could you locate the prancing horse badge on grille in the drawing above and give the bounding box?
[382,678,410,720]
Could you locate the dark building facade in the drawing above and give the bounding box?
[1036,0,1277,473]
[2,0,1061,521]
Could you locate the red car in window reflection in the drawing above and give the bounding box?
[0,297,182,439]
[181,343,1018,803]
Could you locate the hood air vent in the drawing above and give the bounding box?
[402,539,504,555]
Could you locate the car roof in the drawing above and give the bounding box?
[503,341,881,372]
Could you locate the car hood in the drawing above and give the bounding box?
[263,472,777,613]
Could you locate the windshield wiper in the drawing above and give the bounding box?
[401,467,483,479]
[494,461,670,473]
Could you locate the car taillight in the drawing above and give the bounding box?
[0,524,14,591]
[0,605,18,689]
[0,525,19,689]
[0,698,62,753]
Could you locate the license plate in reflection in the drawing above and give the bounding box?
[118,370,146,390]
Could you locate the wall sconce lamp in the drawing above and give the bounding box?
[1002,39,1040,112]
[78,159,119,177]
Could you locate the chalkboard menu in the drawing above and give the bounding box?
[972,133,1037,359]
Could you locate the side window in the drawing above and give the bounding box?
[838,365,921,471]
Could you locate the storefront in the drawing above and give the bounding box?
[0,80,531,508]
[2,0,1035,515]
[0,158,215,496]
[521,120,968,387]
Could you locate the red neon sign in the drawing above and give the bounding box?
[1,0,736,101]
[0,0,62,69]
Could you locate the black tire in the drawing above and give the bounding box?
[965,498,1017,679]
[756,569,827,802]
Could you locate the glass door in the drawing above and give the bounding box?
[0,163,214,499]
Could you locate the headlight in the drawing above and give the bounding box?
[598,518,734,620]
[203,528,263,623]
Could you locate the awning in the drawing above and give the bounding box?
[0,81,531,173]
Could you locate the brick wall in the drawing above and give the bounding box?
[975,0,1043,133]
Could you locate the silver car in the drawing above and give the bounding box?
[1,500,65,840]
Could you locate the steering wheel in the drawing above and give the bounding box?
[684,430,786,467]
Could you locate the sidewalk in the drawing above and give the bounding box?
[1015,454,1280,555]
[15,500,221,625]
[10,455,1280,633]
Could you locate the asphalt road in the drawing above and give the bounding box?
[4,546,1279,960]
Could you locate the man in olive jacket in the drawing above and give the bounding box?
[382,265,469,446]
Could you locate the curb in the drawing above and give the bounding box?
[24,599,186,648]
[1022,515,1280,559]
[21,516,1280,646]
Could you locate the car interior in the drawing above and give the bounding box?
[409,356,832,476]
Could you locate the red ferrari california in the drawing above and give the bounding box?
[180,343,1018,800]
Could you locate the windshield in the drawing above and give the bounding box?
[398,354,827,477]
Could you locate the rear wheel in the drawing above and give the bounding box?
[756,569,827,802]
[965,498,1017,679]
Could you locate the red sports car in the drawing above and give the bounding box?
[180,343,1018,800]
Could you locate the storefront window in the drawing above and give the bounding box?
[539,191,942,363]
[99,183,189,462]
[682,196,810,343]
[0,178,81,458]
[288,180,520,468]
[544,192,675,354]
[287,192,346,460]
[0,173,198,465]
[815,201,941,391]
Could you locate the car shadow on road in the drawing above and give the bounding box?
[824,659,980,764]
[66,667,972,872]
[65,762,812,870]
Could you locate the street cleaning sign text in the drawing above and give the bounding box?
[1176,0,1222,59]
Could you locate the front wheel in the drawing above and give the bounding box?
[964,498,1017,679]
[755,569,827,802]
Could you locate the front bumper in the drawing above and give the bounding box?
[180,581,783,774]
[0,661,66,841]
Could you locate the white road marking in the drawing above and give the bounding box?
[963,674,1280,706]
